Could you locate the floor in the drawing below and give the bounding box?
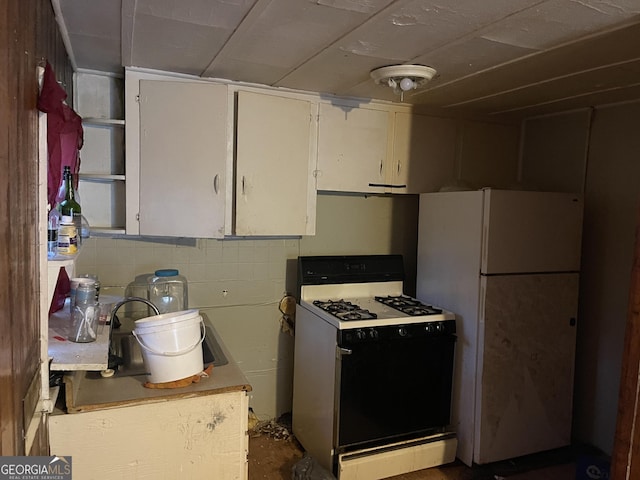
[247,416,604,480]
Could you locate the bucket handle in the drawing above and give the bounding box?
[132,319,205,357]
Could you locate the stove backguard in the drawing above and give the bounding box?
[297,254,405,301]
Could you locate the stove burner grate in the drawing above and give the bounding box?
[375,295,443,316]
[313,300,378,321]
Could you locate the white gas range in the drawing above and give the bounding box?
[299,280,455,329]
[293,255,458,480]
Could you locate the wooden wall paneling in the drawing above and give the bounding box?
[20,0,40,407]
[2,0,39,456]
[611,206,640,479]
[0,0,17,457]
[0,0,72,456]
[35,1,74,105]
[28,415,49,456]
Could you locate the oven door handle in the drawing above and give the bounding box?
[336,346,353,358]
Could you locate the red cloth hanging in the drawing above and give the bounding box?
[37,62,83,209]
[48,266,70,316]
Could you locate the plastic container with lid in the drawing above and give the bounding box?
[57,215,78,255]
[147,269,188,314]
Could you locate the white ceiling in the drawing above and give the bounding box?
[52,0,640,120]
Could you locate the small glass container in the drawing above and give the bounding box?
[148,269,188,314]
[69,277,96,314]
[77,273,100,301]
[70,282,98,342]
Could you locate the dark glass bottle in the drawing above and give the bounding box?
[58,166,82,243]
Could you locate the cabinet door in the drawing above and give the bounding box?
[49,391,249,479]
[316,103,390,193]
[235,91,316,236]
[138,80,228,238]
[390,113,457,193]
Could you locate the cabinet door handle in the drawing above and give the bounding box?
[241,176,246,195]
[379,161,383,177]
[213,174,219,194]
[397,161,401,175]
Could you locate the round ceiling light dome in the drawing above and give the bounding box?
[370,64,437,99]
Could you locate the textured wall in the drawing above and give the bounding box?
[521,101,640,455]
[575,101,640,455]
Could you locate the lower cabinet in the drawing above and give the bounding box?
[49,391,249,480]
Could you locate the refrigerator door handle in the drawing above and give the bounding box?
[481,224,489,272]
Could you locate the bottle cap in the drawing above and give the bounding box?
[61,215,73,224]
[155,269,179,277]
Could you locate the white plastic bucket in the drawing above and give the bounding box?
[132,309,205,383]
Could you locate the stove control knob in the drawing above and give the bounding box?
[436,322,445,333]
[425,323,435,333]
[356,329,367,340]
[397,327,408,337]
[368,328,378,339]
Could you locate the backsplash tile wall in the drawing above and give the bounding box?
[75,194,420,419]
[77,237,295,305]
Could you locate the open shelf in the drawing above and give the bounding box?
[89,226,126,236]
[82,117,124,127]
[78,173,126,182]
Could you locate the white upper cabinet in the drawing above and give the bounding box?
[235,90,317,236]
[316,103,391,194]
[127,70,318,238]
[316,102,458,194]
[125,68,458,238]
[137,80,229,238]
[390,112,457,194]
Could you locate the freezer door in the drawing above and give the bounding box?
[474,273,579,464]
[482,189,583,274]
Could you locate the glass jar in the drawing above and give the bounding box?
[70,282,98,342]
[125,273,154,318]
[147,269,188,314]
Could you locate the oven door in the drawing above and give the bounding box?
[336,325,456,451]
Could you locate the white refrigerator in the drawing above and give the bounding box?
[416,188,583,466]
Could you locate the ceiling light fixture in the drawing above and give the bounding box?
[370,64,437,101]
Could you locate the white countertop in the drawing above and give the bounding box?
[56,314,251,413]
[48,299,111,371]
